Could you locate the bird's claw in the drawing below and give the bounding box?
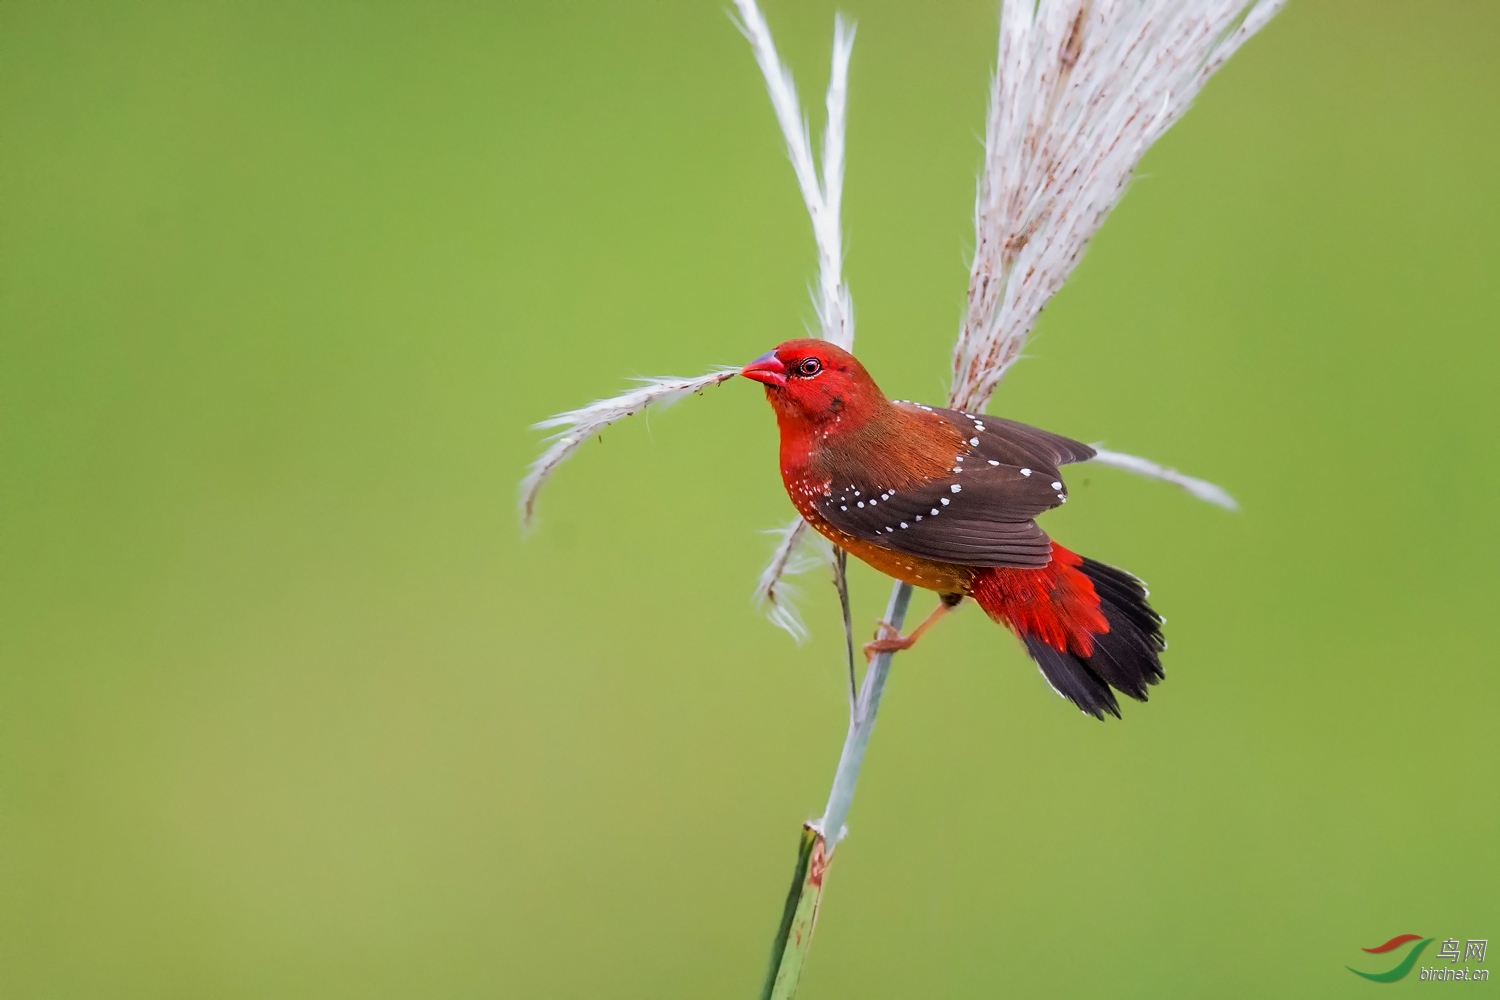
[863,620,913,662]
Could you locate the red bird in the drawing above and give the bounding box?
[742,339,1165,719]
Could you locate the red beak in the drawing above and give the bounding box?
[741,351,788,387]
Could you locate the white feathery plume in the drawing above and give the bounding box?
[753,517,827,644]
[731,1,856,350]
[1089,447,1240,509]
[519,369,736,527]
[951,0,1285,413]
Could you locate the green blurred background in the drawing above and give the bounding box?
[3,1,1497,996]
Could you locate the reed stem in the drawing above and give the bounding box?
[761,579,913,999]
[816,580,912,848]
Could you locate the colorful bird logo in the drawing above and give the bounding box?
[1348,934,1434,982]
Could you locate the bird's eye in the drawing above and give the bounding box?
[796,358,823,377]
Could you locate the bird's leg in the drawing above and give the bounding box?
[863,594,963,662]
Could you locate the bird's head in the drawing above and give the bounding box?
[740,339,886,432]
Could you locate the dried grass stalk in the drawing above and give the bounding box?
[1090,446,1240,509]
[519,370,736,526]
[732,0,856,350]
[951,0,1286,413]
[753,517,827,644]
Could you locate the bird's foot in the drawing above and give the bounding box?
[861,599,959,662]
[863,620,917,662]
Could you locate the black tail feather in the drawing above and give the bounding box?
[1025,636,1121,719]
[1032,557,1166,720]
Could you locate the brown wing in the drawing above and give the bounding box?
[814,463,1071,569]
[923,406,1096,470]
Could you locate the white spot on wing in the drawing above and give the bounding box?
[951,484,961,493]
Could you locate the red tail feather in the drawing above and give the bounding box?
[972,542,1108,653]
[972,541,1165,718]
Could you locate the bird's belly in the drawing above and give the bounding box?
[797,504,974,595]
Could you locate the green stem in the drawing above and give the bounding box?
[760,579,913,999]
[759,826,828,1000]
